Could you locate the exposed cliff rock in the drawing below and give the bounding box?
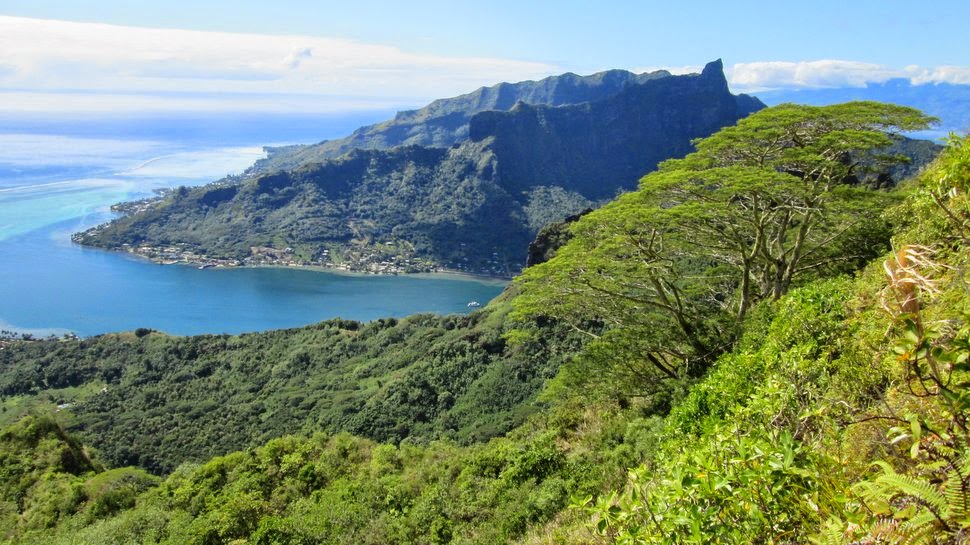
[526,208,593,267]
[250,68,674,173]
[470,59,762,199]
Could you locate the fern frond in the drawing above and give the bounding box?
[870,516,900,539]
[897,517,940,545]
[813,520,848,545]
[944,466,969,518]
[959,452,970,478]
[900,509,942,538]
[872,473,948,515]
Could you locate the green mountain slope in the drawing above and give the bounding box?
[0,302,586,474]
[0,416,159,541]
[571,133,970,544]
[74,61,764,275]
[5,105,967,545]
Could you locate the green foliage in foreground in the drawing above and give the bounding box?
[1,398,657,545]
[579,279,866,543]
[1,107,964,545]
[0,302,585,474]
[0,416,158,541]
[583,135,970,544]
[513,101,935,399]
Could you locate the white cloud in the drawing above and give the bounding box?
[728,60,970,91]
[0,16,557,113]
[283,47,313,70]
[729,60,898,91]
[0,90,415,114]
[906,64,970,85]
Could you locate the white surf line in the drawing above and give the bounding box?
[0,178,121,194]
[116,146,267,176]
[117,152,184,174]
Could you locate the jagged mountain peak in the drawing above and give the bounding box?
[248,65,693,173]
[702,58,724,76]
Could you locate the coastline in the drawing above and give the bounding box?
[0,237,508,339]
[96,244,513,284]
[243,262,511,285]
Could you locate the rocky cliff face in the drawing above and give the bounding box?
[526,208,593,267]
[250,68,674,173]
[473,59,762,199]
[76,61,766,276]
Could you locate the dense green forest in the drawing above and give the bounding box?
[4,102,969,544]
[0,303,585,474]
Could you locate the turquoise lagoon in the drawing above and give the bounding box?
[0,113,506,337]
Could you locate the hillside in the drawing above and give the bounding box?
[74,61,764,275]
[0,301,587,474]
[5,103,968,545]
[249,67,674,173]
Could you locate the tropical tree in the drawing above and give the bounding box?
[513,102,935,394]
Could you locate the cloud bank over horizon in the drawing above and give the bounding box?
[729,60,970,91]
[0,16,556,114]
[639,60,970,93]
[2,16,970,115]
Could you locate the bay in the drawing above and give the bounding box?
[0,113,506,337]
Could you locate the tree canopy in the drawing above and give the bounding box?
[513,101,936,395]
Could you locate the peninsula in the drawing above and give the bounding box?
[73,60,763,277]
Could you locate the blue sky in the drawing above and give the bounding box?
[2,1,969,113]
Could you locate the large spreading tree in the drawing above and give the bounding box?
[513,102,936,395]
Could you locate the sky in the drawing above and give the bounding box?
[2,0,969,114]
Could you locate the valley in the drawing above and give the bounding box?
[4,95,967,544]
[2,7,970,542]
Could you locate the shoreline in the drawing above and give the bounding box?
[99,245,513,284]
[4,244,509,340]
[241,262,511,285]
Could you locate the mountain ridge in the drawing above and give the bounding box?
[75,60,765,276]
[249,66,676,173]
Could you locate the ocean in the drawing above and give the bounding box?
[0,112,506,337]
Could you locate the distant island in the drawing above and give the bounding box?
[73,60,764,277]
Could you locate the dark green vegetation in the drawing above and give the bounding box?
[0,303,584,474]
[4,103,969,544]
[74,61,763,275]
[514,101,936,394]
